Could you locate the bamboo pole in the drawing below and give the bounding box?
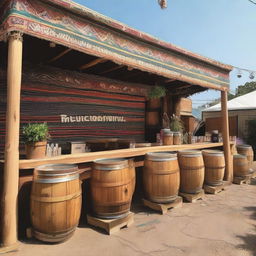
[221,90,233,182]
[0,31,23,252]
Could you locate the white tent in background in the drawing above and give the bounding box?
[204,90,256,112]
[202,90,256,139]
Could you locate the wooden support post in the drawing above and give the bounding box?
[0,31,23,252]
[221,90,233,182]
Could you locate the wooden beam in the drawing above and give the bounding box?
[0,31,23,252]
[164,79,177,83]
[99,65,124,75]
[221,90,233,182]
[79,58,107,70]
[16,142,226,170]
[48,48,72,63]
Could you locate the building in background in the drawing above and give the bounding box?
[202,90,256,140]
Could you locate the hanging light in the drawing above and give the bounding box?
[237,69,242,78]
[249,72,255,80]
[158,0,167,9]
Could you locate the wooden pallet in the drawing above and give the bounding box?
[142,196,183,214]
[250,170,256,179]
[87,212,134,235]
[203,183,226,195]
[179,190,204,203]
[233,175,251,185]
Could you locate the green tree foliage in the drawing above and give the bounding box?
[235,81,256,97]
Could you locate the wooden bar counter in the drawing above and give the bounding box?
[0,142,229,188]
[18,142,224,170]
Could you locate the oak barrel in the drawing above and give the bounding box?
[163,131,173,145]
[202,150,225,186]
[146,111,159,126]
[30,164,82,243]
[173,132,182,145]
[178,150,204,194]
[143,152,180,203]
[236,144,254,168]
[233,154,249,177]
[91,158,135,219]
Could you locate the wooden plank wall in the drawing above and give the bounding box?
[0,66,148,158]
[205,116,238,136]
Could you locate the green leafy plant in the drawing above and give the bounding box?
[22,123,49,143]
[148,85,166,99]
[170,114,184,132]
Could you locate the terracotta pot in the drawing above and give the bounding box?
[25,141,47,159]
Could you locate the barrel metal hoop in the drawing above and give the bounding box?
[91,178,135,188]
[144,169,179,175]
[205,166,225,169]
[34,171,79,177]
[146,157,177,162]
[31,191,81,203]
[94,165,128,171]
[179,154,202,158]
[179,165,204,171]
[34,174,79,183]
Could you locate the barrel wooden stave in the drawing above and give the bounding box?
[91,158,135,219]
[237,145,254,168]
[233,154,249,177]
[202,150,225,186]
[178,151,204,194]
[163,133,173,145]
[143,153,180,203]
[30,164,81,243]
[146,111,159,126]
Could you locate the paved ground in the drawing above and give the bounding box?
[9,178,256,256]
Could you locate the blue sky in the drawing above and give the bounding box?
[75,0,256,107]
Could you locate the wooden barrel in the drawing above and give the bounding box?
[146,111,159,126]
[236,144,254,168]
[173,132,182,145]
[30,164,81,243]
[202,150,225,186]
[163,131,173,145]
[91,158,135,219]
[178,150,204,194]
[143,152,180,203]
[233,154,249,177]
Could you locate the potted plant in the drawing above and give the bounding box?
[147,85,166,109]
[22,122,50,159]
[170,114,184,145]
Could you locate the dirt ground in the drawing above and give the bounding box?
[8,177,256,256]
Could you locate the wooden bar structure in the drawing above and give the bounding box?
[0,0,233,251]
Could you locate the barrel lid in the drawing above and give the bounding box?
[202,150,224,156]
[93,158,128,170]
[35,164,78,176]
[236,144,252,148]
[164,131,173,136]
[233,154,247,159]
[173,132,181,135]
[178,150,202,156]
[146,152,177,161]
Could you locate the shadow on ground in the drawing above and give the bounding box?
[236,206,256,254]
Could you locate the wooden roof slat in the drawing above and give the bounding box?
[79,58,107,70]
[99,64,125,75]
[48,48,72,63]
